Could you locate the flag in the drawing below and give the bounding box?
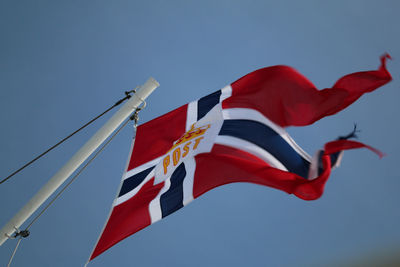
[89,55,391,261]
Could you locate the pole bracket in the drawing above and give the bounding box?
[12,227,30,239]
[14,229,30,238]
[6,227,30,240]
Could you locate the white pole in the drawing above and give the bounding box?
[0,78,159,246]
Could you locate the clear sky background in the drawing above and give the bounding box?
[1,1,399,266]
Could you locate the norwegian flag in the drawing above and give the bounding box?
[89,55,391,261]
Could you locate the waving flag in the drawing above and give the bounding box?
[89,55,391,261]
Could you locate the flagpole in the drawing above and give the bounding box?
[0,77,159,246]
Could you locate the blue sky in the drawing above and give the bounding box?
[1,1,399,266]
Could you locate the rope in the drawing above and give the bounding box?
[0,88,138,185]
[338,123,360,140]
[7,237,22,267]
[5,112,139,267]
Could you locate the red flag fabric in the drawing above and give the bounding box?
[89,55,391,261]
